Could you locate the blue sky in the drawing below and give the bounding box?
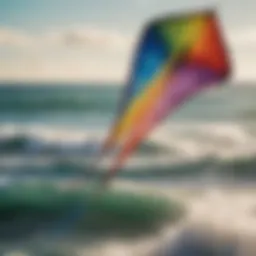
[0,0,256,82]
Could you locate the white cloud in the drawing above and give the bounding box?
[0,26,134,82]
[0,28,32,47]
[0,26,134,51]
[1,24,256,83]
[226,26,256,82]
[54,26,134,51]
[0,58,128,82]
[228,27,256,48]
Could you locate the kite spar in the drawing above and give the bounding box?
[99,8,232,185]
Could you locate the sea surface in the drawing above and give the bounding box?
[0,82,255,255]
[0,82,255,181]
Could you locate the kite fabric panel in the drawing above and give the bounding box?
[100,9,231,183]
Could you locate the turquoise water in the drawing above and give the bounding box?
[0,82,255,124]
[0,82,255,255]
[0,82,255,180]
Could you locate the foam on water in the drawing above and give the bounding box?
[0,121,255,163]
[0,84,255,255]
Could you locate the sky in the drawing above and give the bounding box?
[0,0,256,83]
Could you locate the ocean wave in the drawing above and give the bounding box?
[0,122,255,180]
[0,126,169,156]
[0,122,255,160]
[1,154,256,182]
[0,184,183,243]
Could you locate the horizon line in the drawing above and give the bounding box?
[0,79,255,86]
[0,80,124,86]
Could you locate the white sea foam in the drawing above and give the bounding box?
[0,121,256,172]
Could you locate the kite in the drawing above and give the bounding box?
[99,8,231,184]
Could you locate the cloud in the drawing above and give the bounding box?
[225,26,256,82]
[0,26,134,51]
[54,26,134,50]
[0,28,32,47]
[228,27,256,48]
[0,26,133,82]
[2,24,256,82]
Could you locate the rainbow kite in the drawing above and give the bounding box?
[99,8,231,183]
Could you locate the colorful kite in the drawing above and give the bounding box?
[99,8,231,183]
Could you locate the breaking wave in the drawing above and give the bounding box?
[0,122,255,181]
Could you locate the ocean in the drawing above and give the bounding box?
[0,82,256,181]
[0,82,256,255]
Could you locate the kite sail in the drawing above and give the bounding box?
[99,8,231,183]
